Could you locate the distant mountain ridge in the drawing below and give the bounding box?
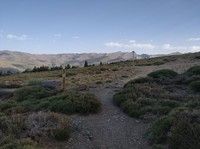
[0,50,183,73]
[0,50,137,71]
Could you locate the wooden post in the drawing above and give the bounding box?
[62,67,66,91]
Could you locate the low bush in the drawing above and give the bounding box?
[0,111,70,148]
[13,86,54,102]
[169,111,200,149]
[146,116,172,144]
[52,128,70,141]
[189,81,200,92]
[28,79,42,86]
[106,80,112,83]
[111,68,118,71]
[96,81,103,84]
[26,112,70,140]
[1,86,101,115]
[0,100,17,112]
[44,92,101,114]
[185,65,200,76]
[0,138,40,149]
[148,69,178,79]
[122,99,143,118]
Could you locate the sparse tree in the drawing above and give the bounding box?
[84,61,88,67]
[65,64,71,69]
[100,61,103,66]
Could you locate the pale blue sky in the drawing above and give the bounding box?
[0,0,200,54]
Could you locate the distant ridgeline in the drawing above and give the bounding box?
[0,50,183,76]
[0,50,139,73]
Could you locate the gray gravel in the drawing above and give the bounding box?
[65,85,151,149]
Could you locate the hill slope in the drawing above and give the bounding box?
[0,50,137,71]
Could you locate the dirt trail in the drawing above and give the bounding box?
[65,82,151,149]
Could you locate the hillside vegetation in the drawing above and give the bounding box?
[0,52,199,89]
[0,85,101,148]
[0,52,199,148]
[113,66,200,148]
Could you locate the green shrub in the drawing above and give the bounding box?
[28,79,42,86]
[111,68,118,71]
[124,77,151,87]
[100,67,108,71]
[0,100,17,112]
[96,81,102,84]
[106,80,112,83]
[185,66,200,76]
[0,138,41,149]
[147,116,172,144]
[152,144,165,149]
[136,98,157,106]
[148,69,178,79]
[159,100,180,108]
[189,81,200,92]
[52,128,70,141]
[66,72,77,77]
[13,86,53,102]
[151,106,172,115]
[186,99,200,108]
[46,92,101,114]
[170,112,200,149]
[113,91,127,106]
[121,99,143,118]
[153,61,165,65]
[1,86,101,115]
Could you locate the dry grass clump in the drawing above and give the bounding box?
[26,112,70,141]
[134,56,177,66]
[0,111,70,148]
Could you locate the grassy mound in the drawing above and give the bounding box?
[185,66,200,76]
[37,91,101,114]
[114,66,200,147]
[148,69,178,79]
[147,110,200,149]
[0,86,101,115]
[189,81,200,92]
[13,86,54,102]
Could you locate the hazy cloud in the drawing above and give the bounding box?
[190,46,200,52]
[105,41,200,54]
[54,34,62,38]
[105,41,155,50]
[188,38,200,41]
[129,40,136,43]
[0,30,4,38]
[72,36,80,39]
[6,34,28,41]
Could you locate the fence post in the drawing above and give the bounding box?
[62,67,66,91]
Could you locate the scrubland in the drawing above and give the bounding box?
[0,52,199,148]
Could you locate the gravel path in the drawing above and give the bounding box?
[65,83,151,149]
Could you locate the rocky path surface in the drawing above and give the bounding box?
[65,83,151,149]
